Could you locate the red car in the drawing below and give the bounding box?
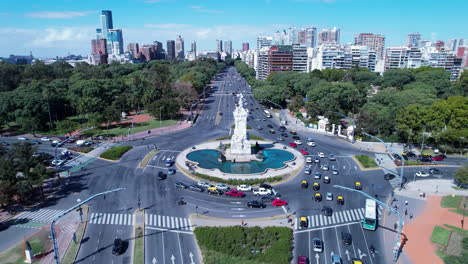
[289,142,297,147]
[297,256,308,264]
[300,149,309,155]
[271,199,288,206]
[432,156,444,161]
[225,189,246,198]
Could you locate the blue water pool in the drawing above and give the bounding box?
[186,149,295,174]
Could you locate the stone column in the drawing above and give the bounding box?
[338,125,342,136]
[331,124,335,134]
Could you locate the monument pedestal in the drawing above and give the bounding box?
[224,149,261,162]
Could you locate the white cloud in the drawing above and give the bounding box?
[25,11,97,19]
[188,6,224,14]
[144,24,193,29]
[0,12,9,16]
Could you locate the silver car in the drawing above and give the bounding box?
[326,192,333,201]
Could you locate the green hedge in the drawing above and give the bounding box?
[216,135,232,140]
[231,124,252,129]
[193,172,282,185]
[355,155,378,168]
[100,146,133,160]
[195,226,292,264]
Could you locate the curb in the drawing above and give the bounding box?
[67,204,89,264]
[138,149,159,168]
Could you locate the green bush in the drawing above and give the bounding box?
[100,146,133,160]
[355,155,378,168]
[193,172,282,185]
[195,226,292,264]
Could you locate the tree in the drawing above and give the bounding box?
[147,98,181,120]
[382,69,415,89]
[454,166,468,186]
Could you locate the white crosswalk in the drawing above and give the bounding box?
[145,214,193,231]
[11,209,65,223]
[295,207,383,230]
[89,213,134,225]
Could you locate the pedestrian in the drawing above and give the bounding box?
[409,213,413,219]
[394,222,397,229]
[405,209,408,216]
[405,200,408,206]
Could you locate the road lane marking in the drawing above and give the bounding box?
[231,214,246,218]
[334,226,342,257]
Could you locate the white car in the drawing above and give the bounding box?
[53,140,60,144]
[306,157,312,163]
[326,192,333,201]
[17,136,28,140]
[215,183,230,191]
[51,159,65,166]
[294,139,302,145]
[318,152,325,158]
[415,171,430,177]
[322,165,329,171]
[237,184,252,192]
[197,181,213,188]
[252,188,272,196]
[332,169,339,175]
[41,137,51,141]
[307,141,316,147]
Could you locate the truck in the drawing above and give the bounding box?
[252,188,272,196]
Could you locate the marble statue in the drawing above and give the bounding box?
[230,93,251,155]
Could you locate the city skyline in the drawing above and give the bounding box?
[0,0,467,57]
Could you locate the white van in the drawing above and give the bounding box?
[76,140,86,147]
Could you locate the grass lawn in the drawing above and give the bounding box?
[194,226,292,264]
[449,208,468,217]
[100,146,133,160]
[403,160,426,166]
[434,224,468,264]
[441,195,462,208]
[216,135,232,140]
[431,226,451,246]
[133,226,144,264]
[88,119,177,138]
[354,155,378,168]
[250,135,265,141]
[0,227,51,264]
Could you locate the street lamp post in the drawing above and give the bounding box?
[333,185,404,263]
[50,188,125,264]
[159,107,162,128]
[362,132,405,190]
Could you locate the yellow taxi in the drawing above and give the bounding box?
[337,196,344,205]
[301,180,308,188]
[207,186,217,191]
[300,216,308,228]
[313,182,320,191]
[354,181,362,190]
[351,259,363,264]
[314,193,322,202]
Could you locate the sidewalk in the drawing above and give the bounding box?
[111,120,191,142]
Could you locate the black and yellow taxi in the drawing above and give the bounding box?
[300,180,308,188]
[314,193,322,202]
[300,216,308,228]
[337,196,344,205]
[354,181,362,190]
[312,182,320,191]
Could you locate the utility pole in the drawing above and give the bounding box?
[333,185,404,263]
[51,188,125,264]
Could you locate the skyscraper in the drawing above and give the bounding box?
[406,32,421,48]
[354,33,386,60]
[318,27,340,45]
[217,40,223,52]
[268,45,293,74]
[92,39,107,55]
[306,27,317,48]
[166,40,175,60]
[224,40,232,55]
[127,43,139,59]
[191,41,197,54]
[108,29,124,55]
[297,30,307,45]
[100,10,113,34]
[242,43,249,52]
[257,36,272,49]
[175,35,185,60]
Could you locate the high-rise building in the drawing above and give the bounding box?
[256,47,270,80]
[175,35,185,60]
[268,45,293,74]
[140,45,156,62]
[191,40,197,54]
[318,27,340,45]
[242,42,249,52]
[292,44,308,72]
[305,27,317,48]
[435,40,445,50]
[297,30,307,45]
[354,33,386,60]
[457,47,468,67]
[108,29,124,55]
[92,39,107,55]
[127,43,139,59]
[166,40,175,60]
[224,40,232,56]
[100,10,113,35]
[406,32,421,48]
[257,36,273,49]
[286,27,297,45]
[273,30,287,45]
[217,39,223,52]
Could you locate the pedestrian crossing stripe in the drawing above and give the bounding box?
[295,207,383,230]
[89,213,134,225]
[145,214,193,231]
[11,209,64,223]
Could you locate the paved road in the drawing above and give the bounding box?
[1,66,463,263]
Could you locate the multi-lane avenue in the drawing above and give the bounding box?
[0,66,462,264]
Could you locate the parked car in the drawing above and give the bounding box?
[198,181,213,188]
[175,182,188,189]
[432,156,444,161]
[269,129,276,134]
[256,126,263,130]
[271,199,288,206]
[247,200,266,208]
[290,130,297,135]
[188,185,204,192]
[259,183,273,190]
[30,140,41,145]
[225,190,246,197]
[112,238,126,256]
[252,188,272,196]
[404,151,416,157]
[279,126,286,132]
[208,188,224,195]
[237,184,252,191]
[51,159,65,166]
[277,136,285,141]
[267,124,273,128]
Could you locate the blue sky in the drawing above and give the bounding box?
[0,0,467,57]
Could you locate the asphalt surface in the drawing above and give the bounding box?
[0,66,464,264]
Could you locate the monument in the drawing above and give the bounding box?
[230,93,251,155]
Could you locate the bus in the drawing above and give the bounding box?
[362,199,377,230]
[263,110,272,118]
